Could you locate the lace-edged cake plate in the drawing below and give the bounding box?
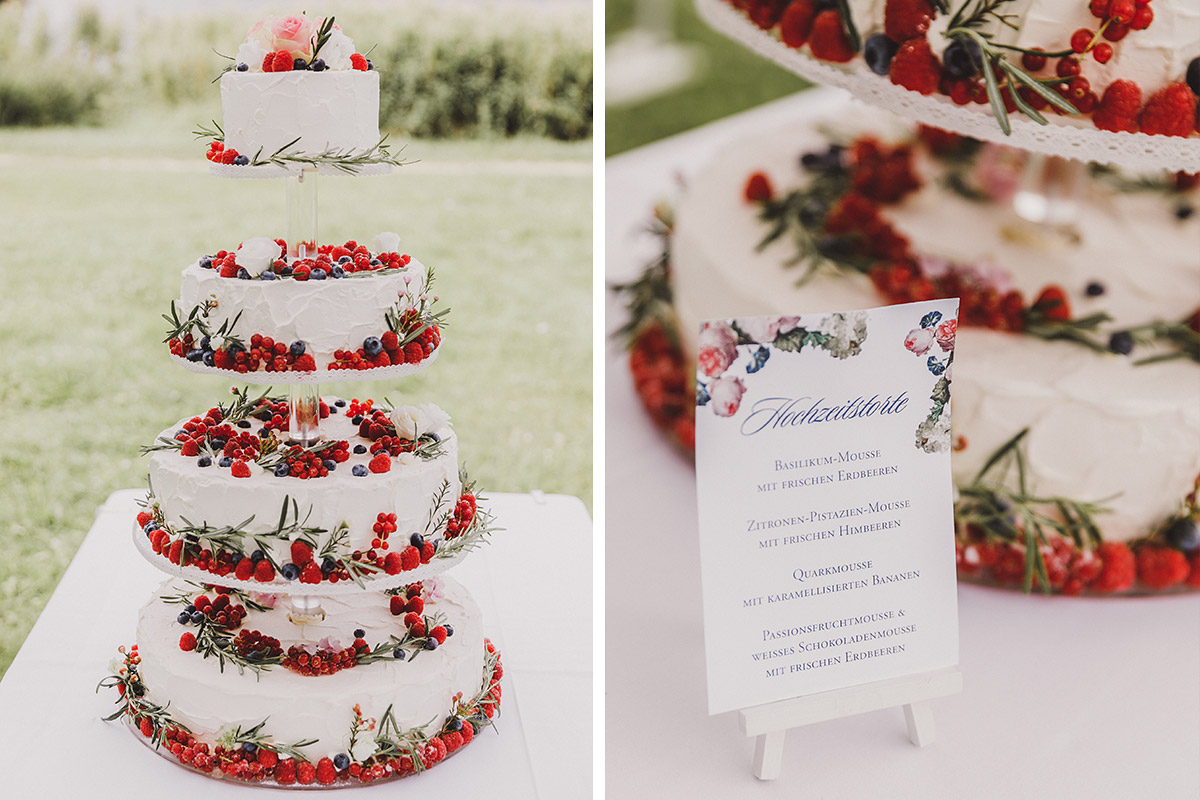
[695,0,1200,173]
[168,347,439,385]
[132,520,477,596]
[208,162,396,179]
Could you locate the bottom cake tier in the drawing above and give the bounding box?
[99,575,502,787]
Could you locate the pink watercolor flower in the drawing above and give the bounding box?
[697,321,739,378]
[735,316,781,344]
[904,327,935,355]
[972,143,1025,202]
[709,376,746,417]
[935,319,957,352]
[270,14,316,59]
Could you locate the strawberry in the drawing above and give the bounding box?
[292,353,316,372]
[231,459,251,478]
[779,0,818,48]
[316,757,338,785]
[889,37,941,95]
[884,0,934,42]
[1092,80,1141,132]
[275,759,297,785]
[390,594,406,615]
[400,545,420,571]
[254,559,276,582]
[290,540,314,566]
[297,760,316,785]
[808,10,855,63]
[300,562,323,584]
[368,453,391,473]
[383,551,404,575]
[271,50,294,72]
[743,171,773,203]
[179,632,197,651]
[234,557,254,581]
[1031,285,1071,321]
[381,331,400,350]
[1139,82,1197,137]
[350,53,369,71]
[421,541,435,563]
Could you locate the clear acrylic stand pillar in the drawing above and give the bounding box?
[1012,154,1086,231]
[288,594,326,624]
[288,383,321,447]
[286,167,319,260]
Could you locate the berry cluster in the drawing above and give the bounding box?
[168,332,317,373]
[278,539,355,584]
[389,583,427,616]
[371,512,398,551]
[199,240,412,281]
[205,140,248,165]
[345,398,375,418]
[231,629,284,660]
[282,641,363,676]
[444,492,477,540]
[176,593,246,630]
[629,322,694,452]
[258,49,371,73]
[268,439,351,479]
[329,326,441,371]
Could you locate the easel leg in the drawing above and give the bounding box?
[753,730,786,780]
[903,701,935,747]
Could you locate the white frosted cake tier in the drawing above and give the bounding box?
[672,114,1200,543]
[219,70,381,158]
[177,256,430,372]
[147,409,461,564]
[135,576,486,763]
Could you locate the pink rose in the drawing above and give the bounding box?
[936,319,957,352]
[709,376,746,417]
[270,14,316,59]
[736,316,780,344]
[697,321,739,378]
[904,327,934,355]
[776,316,801,335]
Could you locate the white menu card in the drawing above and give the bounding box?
[695,300,960,715]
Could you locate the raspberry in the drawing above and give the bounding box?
[1093,80,1141,132]
[368,453,391,473]
[290,540,313,566]
[271,50,294,72]
[350,53,368,71]
[381,331,400,350]
[460,721,474,744]
[390,595,406,615]
[779,0,818,48]
[883,0,934,42]
[808,10,855,63]
[180,439,200,457]
[220,148,239,165]
[400,546,420,571]
[258,749,278,769]
[137,511,153,528]
[384,551,403,575]
[292,353,317,372]
[316,757,338,785]
[1139,82,1197,137]
[1031,285,1071,321]
[275,759,297,785]
[421,541,436,563]
[1188,552,1200,589]
[889,37,941,95]
[297,760,316,784]
[219,261,240,278]
[235,557,254,581]
[421,737,447,767]
[430,625,447,645]
[1136,546,1190,590]
[442,731,464,752]
[300,562,323,584]
[404,341,424,363]
[253,559,276,582]
[179,632,197,651]
[1091,541,1136,593]
[743,171,773,203]
[405,596,425,614]
[230,459,251,478]
[748,0,788,28]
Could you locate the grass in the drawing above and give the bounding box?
[605,0,809,156]
[0,114,591,678]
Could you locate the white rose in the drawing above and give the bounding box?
[318,28,356,71]
[236,237,281,272]
[371,231,402,255]
[244,17,276,51]
[418,402,451,433]
[396,452,421,467]
[390,406,421,439]
[236,40,268,71]
[350,736,377,763]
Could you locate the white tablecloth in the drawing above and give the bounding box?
[605,90,1200,798]
[0,490,591,799]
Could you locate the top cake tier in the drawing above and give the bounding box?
[204,14,401,176]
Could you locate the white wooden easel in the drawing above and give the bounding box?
[739,668,963,780]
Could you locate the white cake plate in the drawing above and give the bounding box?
[132,519,478,596]
[695,0,1200,173]
[168,346,439,385]
[208,162,396,179]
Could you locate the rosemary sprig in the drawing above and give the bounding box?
[159,582,274,613]
[193,120,225,142]
[97,650,193,749]
[309,15,337,62]
[245,134,411,174]
[219,386,275,424]
[610,211,678,348]
[317,522,384,587]
[355,609,450,665]
[1022,311,1112,353]
[220,719,317,760]
[192,617,281,676]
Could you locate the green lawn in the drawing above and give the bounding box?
[0,112,591,677]
[606,0,809,156]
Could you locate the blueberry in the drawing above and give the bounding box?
[211,438,226,449]
[942,38,983,79]
[237,420,251,429]
[333,753,350,770]
[227,342,244,358]
[218,456,233,468]
[1176,205,1195,220]
[366,60,373,70]
[354,628,366,639]
[352,464,368,477]
[1085,282,1105,296]
[236,62,248,72]
[363,337,383,356]
[197,456,212,468]
[242,742,258,754]
[352,415,364,425]
[233,155,250,166]
[259,270,276,281]
[281,563,300,581]
[392,648,406,660]
[190,611,204,624]
[292,58,308,71]
[311,58,326,72]
[184,604,196,614]
[1188,57,1199,96]
[258,428,271,438]
[335,399,347,408]
[800,144,844,174]
[250,549,264,562]
[310,268,328,280]
[199,335,212,351]
[177,611,190,624]
[331,265,346,278]
[410,533,426,548]
[445,717,463,732]
[280,266,294,276]
[1108,331,1134,355]
[863,34,898,76]
[353,444,367,454]
[338,255,353,264]
[202,351,216,367]
[424,639,438,651]
[1165,517,1200,552]
[186,349,204,362]
[274,464,291,477]
[443,623,453,637]
[199,256,213,269]
[369,258,381,266]
[322,556,337,573]
[144,521,160,533]
[289,341,306,358]
[322,459,337,471]
[816,235,852,259]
